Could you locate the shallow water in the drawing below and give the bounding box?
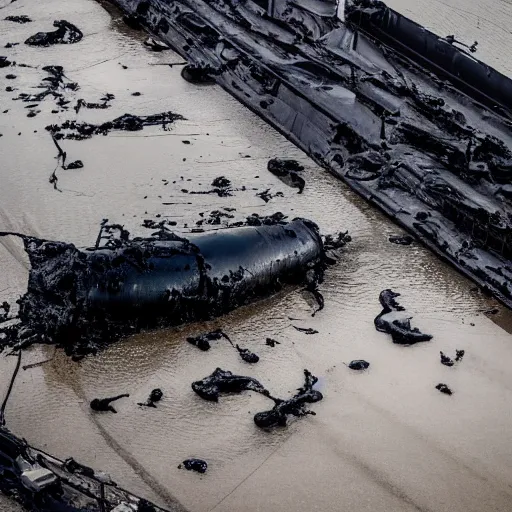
[1,0,512,511]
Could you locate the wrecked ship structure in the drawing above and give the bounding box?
[109,0,512,308]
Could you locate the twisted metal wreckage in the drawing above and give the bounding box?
[110,0,512,308]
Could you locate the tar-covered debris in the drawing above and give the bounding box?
[347,359,370,370]
[138,388,163,408]
[293,326,319,335]
[236,345,259,363]
[253,370,323,428]
[435,383,453,395]
[179,459,208,473]
[374,289,433,344]
[192,368,271,402]
[46,110,185,140]
[14,65,78,109]
[193,368,322,427]
[187,329,231,351]
[90,393,130,413]
[74,93,115,114]
[267,158,306,193]
[389,235,414,245]
[265,337,280,347]
[25,20,83,46]
[5,15,31,23]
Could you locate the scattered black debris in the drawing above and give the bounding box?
[5,74,16,79]
[187,329,231,351]
[254,370,322,428]
[374,289,433,344]
[144,37,169,51]
[181,63,218,84]
[14,65,78,109]
[245,212,287,226]
[196,210,235,227]
[182,139,191,144]
[192,368,271,402]
[0,57,11,68]
[440,351,454,367]
[347,360,370,370]
[4,15,31,23]
[46,111,184,140]
[256,188,283,203]
[179,459,207,474]
[267,158,306,193]
[4,43,18,48]
[236,345,259,363]
[25,20,83,46]
[90,393,130,413]
[266,337,280,347]
[64,160,84,170]
[435,383,453,395]
[293,326,319,335]
[211,176,231,188]
[0,302,10,322]
[455,349,465,362]
[389,235,414,245]
[138,388,163,408]
[132,91,142,96]
[74,93,114,114]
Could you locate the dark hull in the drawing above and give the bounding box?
[109,0,512,309]
[345,0,512,118]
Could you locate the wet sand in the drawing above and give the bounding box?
[1,0,512,511]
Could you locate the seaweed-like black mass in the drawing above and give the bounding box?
[375,289,433,344]
[25,20,83,46]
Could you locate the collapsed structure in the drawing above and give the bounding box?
[109,0,512,308]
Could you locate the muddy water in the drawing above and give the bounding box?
[1,0,512,511]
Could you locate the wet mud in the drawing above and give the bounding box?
[25,20,83,46]
[0,219,345,357]
[374,289,433,344]
[110,0,512,310]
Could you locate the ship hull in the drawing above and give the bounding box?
[108,0,512,308]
